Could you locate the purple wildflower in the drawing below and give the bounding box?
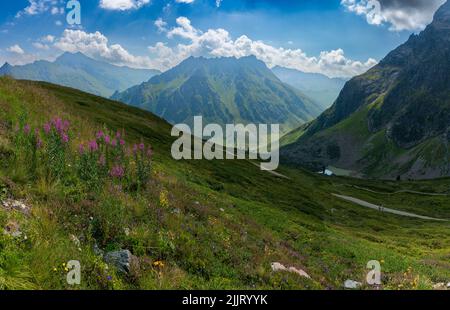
[139,143,145,151]
[110,165,125,178]
[119,139,125,146]
[111,139,118,147]
[36,137,43,149]
[78,144,85,155]
[62,120,70,131]
[96,130,104,140]
[88,140,99,152]
[132,144,138,154]
[104,135,111,144]
[24,124,31,135]
[43,123,51,134]
[61,133,69,143]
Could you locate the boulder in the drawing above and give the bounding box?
[104,250,138,274]
[344,279,362,289]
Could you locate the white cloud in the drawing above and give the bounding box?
[7,45,25,54]
[216,0,223,8]
[16,0,65,18]
[33,42,50,50]
[149,17,377,77]
[32,35,55,50]
[54,29,157,69]
[155,18,168,33]
[99,0,150,11]
[341,0,446,31]
[175,0,195,3]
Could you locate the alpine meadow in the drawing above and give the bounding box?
[0,0,449,298]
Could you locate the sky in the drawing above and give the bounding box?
[0,0,446,78]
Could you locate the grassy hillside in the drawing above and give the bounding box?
[0,77,449,290]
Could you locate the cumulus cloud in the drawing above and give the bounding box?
[54,29,157,69]
[149,17,377,77]
[7,45,25,54]
[99,0,151,11]
[3,45,43,66]
[16,0,65,18]
[32,35,55,50]
[341,0,446,31]
[175,0,195,4]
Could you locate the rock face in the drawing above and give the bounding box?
[281,1,450,180]
[104,250,138,274]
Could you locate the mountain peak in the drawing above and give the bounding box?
[0,62,12,73]
[1,62,12,69]
[431,0,450,28]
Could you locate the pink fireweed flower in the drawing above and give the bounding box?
[43,123,51,134]
[24,124,31,134]
[111,139,118,147]
[36,137,43,149]
[110,165,125,178]
[119,139,125,146]
[62,120,70,131]
[53,118,63,133]
[139,143,145,151]
[104,135,111,144]
[88,140,99,152]
[116,131,121,139]
[78,144,85,155]
[96,130,104,140]
[61,133,69,143]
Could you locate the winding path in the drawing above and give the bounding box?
[332,194,449,222]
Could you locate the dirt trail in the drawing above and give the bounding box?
[332,194,449,222]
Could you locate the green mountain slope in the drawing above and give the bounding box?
[0,77,449,290]
[272,66,347,109]
[281,0,450,180]
[112,56,322,135]
[0,52,160,97]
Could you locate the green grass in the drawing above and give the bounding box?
[0,77,449,290]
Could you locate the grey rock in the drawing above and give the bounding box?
[344,279,362,289]
[104,250,137,274]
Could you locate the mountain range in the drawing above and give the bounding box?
[281,0,450,180]
[112,55,323,134]
[0,52,160,97]
[272,66,347,109]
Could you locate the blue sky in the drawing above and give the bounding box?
[0,0,446,77]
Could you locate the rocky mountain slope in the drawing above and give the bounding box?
[281,0,450,180]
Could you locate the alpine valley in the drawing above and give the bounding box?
[281,1,450,180]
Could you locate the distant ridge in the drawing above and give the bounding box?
[0,52,160,97]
